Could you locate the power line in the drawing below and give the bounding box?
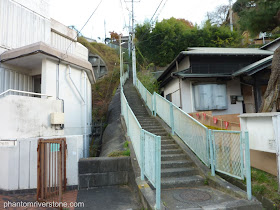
[119,0,128,30]
[149,0,164,24]
[153,0,168,23]
[62,0,103,59]
[137,0,167,42]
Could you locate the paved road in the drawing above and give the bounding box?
[76,186,140,210]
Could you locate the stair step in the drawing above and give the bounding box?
[161,140,174,145]
[161,175,205,189]
[161,160,194,169]
[142,125,162,129]
[161,144,178,149]
[162,149,182,154]
[161,154,187,161]
[161,136,173,140]
[152,132,168,136]
[161,167,199,178]
[146,127,166,132]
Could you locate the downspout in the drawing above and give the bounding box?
[68,65,87,157]
[68,65,85,103]
[56,60,64,129]
[83,71,88,158]
[176,60,183,109]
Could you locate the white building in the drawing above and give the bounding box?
[0,0,95,191]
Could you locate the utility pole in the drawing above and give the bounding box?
[128,12,131,77]
[104,19,107,44]
[131,0,137,85]
[229,0,233,32]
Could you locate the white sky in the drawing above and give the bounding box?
[50,0,236,42]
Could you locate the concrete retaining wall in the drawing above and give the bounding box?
[78,157,131,189]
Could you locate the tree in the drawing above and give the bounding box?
[259,46,280,112]
[109,31,121,42]
[233,0,280,36]
[135,18,241,67]
[207,4,230,26]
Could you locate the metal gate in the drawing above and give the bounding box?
[37,138,67,202]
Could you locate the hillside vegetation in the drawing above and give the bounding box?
[78,37,120,121]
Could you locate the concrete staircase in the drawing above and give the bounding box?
[123,79,263,209]
[124,80,205,189]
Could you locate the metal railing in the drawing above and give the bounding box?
[120,74,161,209]
[135,77,252,201]
[0,89,53,98]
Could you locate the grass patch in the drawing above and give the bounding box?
[78,37,120,122]
[108,141,130,157]
[251,168,280,206]
[137,71,160,94]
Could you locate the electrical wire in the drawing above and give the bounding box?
[153,0,168,23]
[149,0,164,24]
[119,0,128,30]
[62,0,103,59]
[136,0,167,43]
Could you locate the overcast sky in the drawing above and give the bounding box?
[50,0,235,42]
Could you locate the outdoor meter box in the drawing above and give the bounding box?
[50,112,65,124]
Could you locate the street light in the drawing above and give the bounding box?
[119,35,126,87]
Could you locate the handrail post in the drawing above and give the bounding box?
[153,93,157,116]
[209,129,215,176]
[170,102,174,135]
[126,102,129,136]
[244,131,252,200]
[155,136,161,210]
[140,129,145,181]
[145,89,147,103]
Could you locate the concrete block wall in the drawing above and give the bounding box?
[78,157,131,189]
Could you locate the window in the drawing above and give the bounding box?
[193,84,227,110]
[166,93,172,102]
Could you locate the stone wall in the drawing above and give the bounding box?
[78,157,131,189]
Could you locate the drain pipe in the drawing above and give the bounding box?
[56,60,64,129]
[68,65,85,103]
[68,65,87,157]
[83,71,88,157]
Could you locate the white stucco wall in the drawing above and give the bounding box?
[240,113,280,153]
[0,95,63,139]
[0,0,51,49]
[0,0,88,60]
[163,78,181,107]
[12,0,50,18]
[0,66,33,94]
[181,79,194,112]
[0,135,83,190]
[179,78,243,115]
[41,59,92,137]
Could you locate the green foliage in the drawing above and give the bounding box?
[251,168,280,205]
[137,71,160,94]
[252,184,266,195]
[135,18,241,67]
[108,150,130,157]
[108,141,130,157]
[233,0,280,36]
[78,37,120,121]
[124,141,129,149]
[89,137,99,157]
